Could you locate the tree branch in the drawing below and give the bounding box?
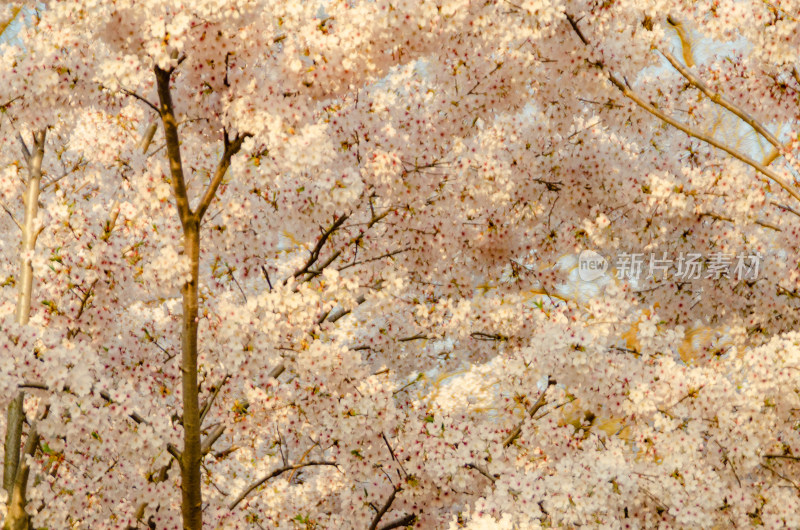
[195,131,250,221]
[564,14,800,206]
[0,198,21,231]
[503,378,555,447]
[17,133,30,165]
[97,390,148,425]
[2,393,24,497]
[167,443,182,462]
[120,87,159,114]
[465,462,497,483]
[139,121,159,153]
[199,374,230,426]
[337,247,411,272]
[228,461,338,510]
[5,422,39,527]
[154,66,192,224]
[378,514,416,530]
[368,487,399,530]
[659,46,798,172]
[200,424,225,455]
[292,213,350,281]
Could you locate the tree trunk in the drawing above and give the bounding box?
[179,222,202,530]
[154,63,245,529]
[3,427,38,530]
[2,394,23,497]
[4,130,46,530]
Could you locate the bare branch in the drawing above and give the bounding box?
[292,213,350,281]
[368,487,399,530]
[607,72,800,203]
[299,208,394,283]
[200,374,230,425]
[223,261,247,303]
[3,393,24,496]
[0,198,21,231]
[261,265,273,290]
[764,454,800,461]
[67,278,99,339]
[195,131,250,221]
[139,121,159,153]
[503,378,555,447]
[337,247,411,272]
[120,87,159,113]
[269,363,286,380]
[228,461,338,510]
[472,331,509,342]
[167,443,182,462]
[318,293,368,325]
[761,462,800,493]
[98,390,148,425]
[6,423,39,520]
[21,382,153,427]
[771,201,800,219]
[17,133,30,165]
[378,514,416,530]
[565,13,589,45]
[398,333,427,342]
[465,462,497,483]
[200,424,226,455]
[17,382,48,391]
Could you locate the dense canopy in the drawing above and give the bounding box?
[1,1,800,528]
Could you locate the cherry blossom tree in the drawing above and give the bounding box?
[1,0,799,529]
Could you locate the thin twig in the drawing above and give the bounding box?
[120,87,159,113]
[503,378,555,447]
[199,374,230,425]
[466,462,497,483]
[0,198,21,230]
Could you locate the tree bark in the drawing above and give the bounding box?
[3,426,38,530]
[179,221,202,530]
[15,130,46,326]
[2,393,23,497]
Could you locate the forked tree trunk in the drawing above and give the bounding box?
[155,63,246,529]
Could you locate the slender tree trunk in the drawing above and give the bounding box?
[179,221,202,530]
[3,428,37,530]
[2,394,23,497]
[15,131,46,326]
[155,63,246,530]
[4,130,45,530]
[155,65,204,530]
